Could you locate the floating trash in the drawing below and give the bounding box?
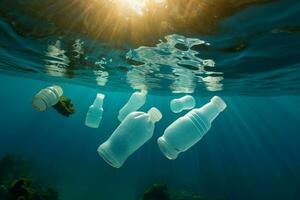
[85,93,105,128]
[118,90,147,122]
[170,95,196,113]
[32,86,63,112]
[158,96,226,160]
[98,107,162,168]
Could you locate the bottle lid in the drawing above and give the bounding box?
[94,93,105,107]
[96,93,105,100]
[148,107,162,122]
[211,96,226,111]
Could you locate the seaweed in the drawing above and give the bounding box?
[0,155,30,186]
[140,183,229,200]
[52,95,76,117]
[9,178,33,200]
[0,155,59,200]
[8,178,59,200]
[142,183,171,200]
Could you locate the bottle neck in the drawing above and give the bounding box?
[194,101,220,123]
[147,107,162,123]
[132,90,146,101]
[93,93,105,108]
[93,99,103,108]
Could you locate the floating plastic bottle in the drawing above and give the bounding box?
[157,96,226,160]
[170,95,196,113]
[118,90,147,122]
[32,85,63,112]
[85,93,105,128]
[98,107,162,168]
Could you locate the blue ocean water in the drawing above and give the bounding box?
[0,0,300,200]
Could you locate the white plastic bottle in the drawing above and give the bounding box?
[158,96,226,160]
[118,90,147,122]
[32,85,63,112]
[170,95,196,113]
[98,107,162,168]
[85,93,105,128]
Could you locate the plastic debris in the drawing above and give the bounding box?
[32,86,63,112]
[158,96,226,160]
[118,90,147,121]
[98,107,162,168]
[85,93,105,128]
[170,95,196,113]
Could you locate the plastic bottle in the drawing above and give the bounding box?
[170,95,196,113]
[98,107,162,168]
[32,85,63,112]
[85,93,105,128]
[118,90,147,122]
[157,96,226,160]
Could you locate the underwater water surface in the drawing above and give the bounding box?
[0,0,300,200]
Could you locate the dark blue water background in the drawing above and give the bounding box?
[0,0,300,199]
[0,74,300,200]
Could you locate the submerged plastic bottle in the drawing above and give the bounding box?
[32,85,63,112]
[85,93,105,128]
[170,95,196,113]
[98,107,162,168]
[158,96,226,160]
[118,90,147,122]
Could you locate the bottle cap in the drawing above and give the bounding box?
[211,96,226,111]
[94,93,105,107]
[148,107,162,122]
[96,93,105,100]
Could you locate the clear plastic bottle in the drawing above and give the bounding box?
[118,90,147,122]
[170,95,196,113]
[98,107,162,168]
[32,85,63,112]
[158,96,226,160]
[85,93,105,128]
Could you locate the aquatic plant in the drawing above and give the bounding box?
[0,155,59,200]
[0,155,31,186]
[9,178,59,200]
[9,178,33,200]
[52,95,76,117]
[142,183,171,200]
[140,183,228,200]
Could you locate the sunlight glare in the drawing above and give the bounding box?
[110,0,165,15]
